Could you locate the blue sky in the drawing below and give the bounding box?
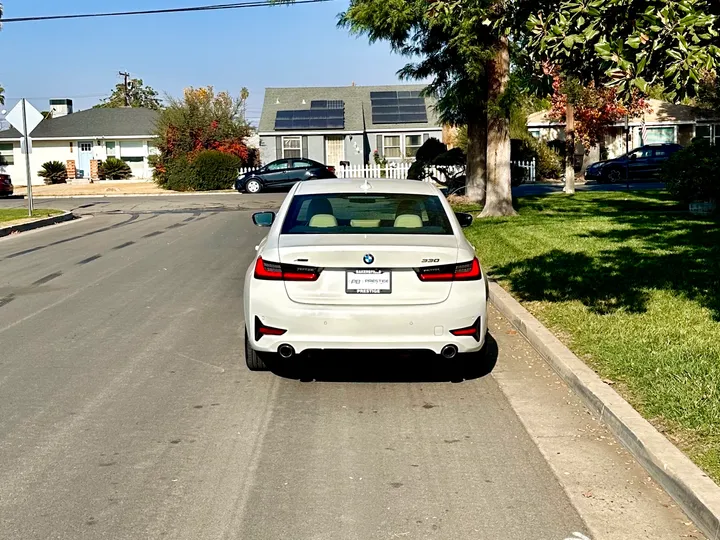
[0,0,414,125]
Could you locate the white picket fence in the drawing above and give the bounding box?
[242,159,537,184]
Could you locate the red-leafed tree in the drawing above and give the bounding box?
[545,65,651,152]
[152,87,260,190]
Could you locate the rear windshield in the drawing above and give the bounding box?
[280,193,453,235]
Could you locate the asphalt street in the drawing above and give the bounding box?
[0,194,702,540]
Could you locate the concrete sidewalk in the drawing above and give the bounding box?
[14,182,180,197]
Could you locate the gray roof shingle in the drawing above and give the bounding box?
[0,108,159,140]
[258,84,440,133]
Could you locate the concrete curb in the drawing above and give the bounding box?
[489,281,720,540]
[0,211,76,238]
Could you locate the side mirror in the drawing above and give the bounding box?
[252,211,275,227]
[455,212,473,228]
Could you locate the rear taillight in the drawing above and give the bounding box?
[450,317,483,341]
[416,257,482,282]
[327,166,336,174]
[254,257,321,282]
[254,316,287,341]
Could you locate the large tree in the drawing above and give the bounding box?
[95,78,162,110]
[338,0,500,208]
[524,0,720,191]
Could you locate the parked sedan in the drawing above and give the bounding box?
[0,174,13,197]
[585,143,683,183]
[236,158,336,194]
[243,178,487,371]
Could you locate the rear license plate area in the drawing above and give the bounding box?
[346,269,392,294]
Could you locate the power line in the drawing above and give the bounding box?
[0,0,333,23]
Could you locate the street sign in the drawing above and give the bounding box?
[6,99,43,136]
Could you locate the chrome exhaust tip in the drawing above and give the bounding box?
[278,344,295,359]
[441,345,458,359]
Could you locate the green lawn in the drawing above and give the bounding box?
[461,191,720,481]
[0,209,61,224]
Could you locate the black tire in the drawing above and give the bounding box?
[245,178,263,194]
[244,328,269,371]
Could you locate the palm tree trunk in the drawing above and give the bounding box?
[480,36,517,217]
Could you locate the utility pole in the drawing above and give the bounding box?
[119,71,130,107]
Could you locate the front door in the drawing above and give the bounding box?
[325,136,345,169]
[262,159,291,187]
[628,147,653,178]
[77,141,93,178]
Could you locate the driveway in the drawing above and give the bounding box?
[0,195,702,539]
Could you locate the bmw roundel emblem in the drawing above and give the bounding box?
[363,254,375,265]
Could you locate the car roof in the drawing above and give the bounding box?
[294,178,440,196]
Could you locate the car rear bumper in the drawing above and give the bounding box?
[0,188,13,196]
[245,283,488,355]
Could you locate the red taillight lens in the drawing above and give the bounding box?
[328,166,335,174]
[254,316,287,340]
[416,257,482,282]
[253,257,321,282]
[450,317,482,341]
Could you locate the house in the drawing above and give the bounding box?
[526,99,720,172]
[257,84,443,168]
[0,100,159,185]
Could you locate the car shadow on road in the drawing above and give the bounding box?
[271,333,499,384]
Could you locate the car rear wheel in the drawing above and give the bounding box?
[244,328,270,371]
[245,179,262,194]
[605,167,624,183]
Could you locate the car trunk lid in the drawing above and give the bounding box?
[279,234,458,306]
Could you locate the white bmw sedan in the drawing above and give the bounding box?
[243,179,488,371]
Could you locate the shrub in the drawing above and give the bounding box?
[190,150,242,191]
[533,139,563,179]
[661,140,720,204]
[160,151,241,192]
[100,157,132,180]
[161,156,195,191]
[38,161,68,184]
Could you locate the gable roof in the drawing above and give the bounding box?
[527,99,719,127]
[0,107,159,140]
[258,84,440,133]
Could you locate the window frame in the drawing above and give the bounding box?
[383,135,402,159]
[404,134,423,158]
[282,136,302,159]
[0,142,14,165]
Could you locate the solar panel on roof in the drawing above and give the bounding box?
[273,100,346,130]
[370,91,428,124]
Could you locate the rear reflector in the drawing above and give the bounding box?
[416,257,482,282]
[255,316,287,341]
[450,317,482,342]
[254,257,321,281]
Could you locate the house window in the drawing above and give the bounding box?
[641,126,675,145]
[529,129,541,138]
[0,143,14,165]
[79,142,93,153]
[282,137,301,158]
[106,141,116,157]
[383,136,402,158]
[696,124,720,145]
[405,135,423,158]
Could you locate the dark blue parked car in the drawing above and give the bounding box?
[236,158,336,194]
[585,143,683,183]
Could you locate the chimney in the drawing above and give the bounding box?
[49,99,73,118]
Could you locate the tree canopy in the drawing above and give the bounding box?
[95,78,162,110]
